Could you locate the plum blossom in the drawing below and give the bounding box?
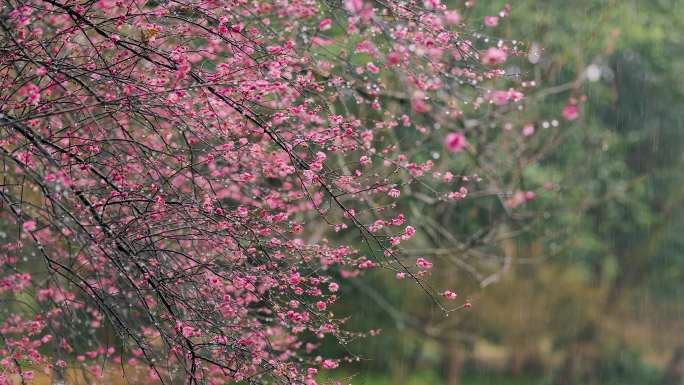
[506,191,537,209]
[366,62,380,74]
[444,10,461,25]
[562,105,580,120]
[411,91,430,113]
[403,225,416,239]
[319,18,332,30]
[416,257,433,269]
[522,124,535,136]
[0,1,544,383]
[487,88,524,106]
[22,220,36,232]
[345,0,363,14]
[484,16,499,27]
[481,47,507,65]
[445,132,467,152]
[322,359,339,369]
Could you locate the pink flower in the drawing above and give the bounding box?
[316,301,327,311]
[481,47,507,65]
[562,105,579,121]
[416,257,433,269]
[444,10,461,25]
[442,290,458,300]
[445,132,467,152]
[508,88,524,102]
[506,191,536,209]
[289,273,301,285]
[345,0,363,14]
[488,90,510,106]
[391,213,405,226]
[366,62,380,74]
[388,188,400,198]
[319,18,332,30]
[387,51,401,65]
[322,359,338,369]
[403,225,416,239]
[22,220,36,232]
[20,84,41,105]
[411,92,430,113]
[236,206,249,217]
[522,124,535,136]
[484,16,499,27]
[181,325,194,338]
[312,37,334,46]
[328,282,339,292]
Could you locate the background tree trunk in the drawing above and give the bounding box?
[443,339,463,385]
[663,344,684,385]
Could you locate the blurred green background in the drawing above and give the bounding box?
[325,1,684,384]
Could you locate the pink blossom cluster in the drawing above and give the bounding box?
[0,0,556,383]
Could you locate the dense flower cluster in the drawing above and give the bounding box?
[0,0,561,384]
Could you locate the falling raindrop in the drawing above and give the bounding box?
[528,42,541,64]
[586,64,601,81]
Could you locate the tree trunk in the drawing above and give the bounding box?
[443,339,463,385]
[663,344,684,385]
[51,367,66,385]
[553,350,577,385]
